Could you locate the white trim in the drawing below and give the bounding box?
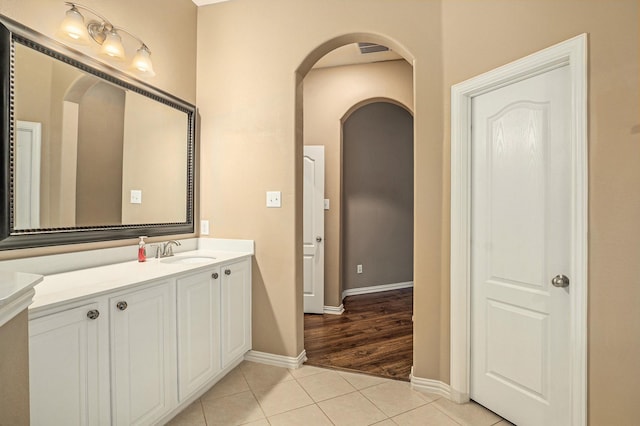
[342,281,413,299]
[450,34,587,425]
[410,367,451,399]
[244,349,307,369]
[323,304,344,315]
[0,289,35,328]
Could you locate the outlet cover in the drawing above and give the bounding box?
[266,191,281,208]
[357,264,363,274]
[130,189,142,204]
[200,220,210,235]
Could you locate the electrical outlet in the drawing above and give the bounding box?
[200,220,210,235]
[357,264,363,274]
[266,191,281,208]
[130,189,142,204]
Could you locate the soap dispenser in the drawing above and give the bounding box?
[138,236,148,262]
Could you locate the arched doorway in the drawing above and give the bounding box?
[296,38,415,379]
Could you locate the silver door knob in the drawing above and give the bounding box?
[224,269,231,275]
[116,301,128,311]
[87,310,100,320]
[316,236,322,243]
[551,274,570,288]
[212,272,219,279]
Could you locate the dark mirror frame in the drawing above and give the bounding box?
[0,15,196,250]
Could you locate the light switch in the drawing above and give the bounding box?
[324,199,330,210]
[266,191,281,208]
[130,190,142,204]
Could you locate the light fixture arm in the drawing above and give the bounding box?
[64,2,113,29]
[113,26,151,52]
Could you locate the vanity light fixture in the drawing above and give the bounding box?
[59,2,155,77]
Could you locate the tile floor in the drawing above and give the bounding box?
[166,361,512,426]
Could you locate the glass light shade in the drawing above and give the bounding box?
[60,8,88,41]
[100,30,125,60]
[131,46,155,77]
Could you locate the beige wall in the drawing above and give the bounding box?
[198,0,639,423]
[197,0,443,361]
[303,60,413,306]
[76,82,125,226]
[441,1,639,423]
[0,0,197,260]
[121,93,188,224]
[342,101,413,291]
[0,310,30,426]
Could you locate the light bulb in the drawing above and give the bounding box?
[100,30,125,60]
[59,6,88,42]
[131,46,155,77]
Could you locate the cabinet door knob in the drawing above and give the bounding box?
[86,309,100,320]
[212,272,219,279]
[224,269,231,276]
[116,301,128,311]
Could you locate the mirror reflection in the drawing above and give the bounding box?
[13,42,188,230]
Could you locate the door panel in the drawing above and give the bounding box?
[471,65,571,426]
[303,146,325,313]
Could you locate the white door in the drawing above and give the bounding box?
[470,65,571,425]
[177,268,221,402]
[221,259,252,368]
[303,146,325,314]
[29,303,109,426]
[110,281,177,426]
[15,120,41,229]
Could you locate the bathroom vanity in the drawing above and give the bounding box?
[25,240,253,426]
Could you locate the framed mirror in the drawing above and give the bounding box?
[0,15,196,250]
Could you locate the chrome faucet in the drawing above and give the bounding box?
[160,240,181,257]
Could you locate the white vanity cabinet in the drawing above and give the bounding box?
[176,268,221,402]
[221,258,252,368]
[29,301,110,426]
[109,280,177,425]
[28,249,253,426]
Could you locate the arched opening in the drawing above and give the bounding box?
[296,36,415,380]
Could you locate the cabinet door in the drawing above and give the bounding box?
[221,258,252,368]
[177,268,221,402]
[29,302,109,426]
[110,281,177,426]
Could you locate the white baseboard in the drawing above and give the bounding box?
[410,367,451,399]
[342,281,413,299]
[323,304,344,315]
[244,349,307,369]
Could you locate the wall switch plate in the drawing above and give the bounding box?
[324,199,330,210]
[200,220,210,235]
[266,191,281,208]
[130,190,142,204]
[357,264,363,274]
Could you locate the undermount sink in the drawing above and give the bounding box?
[160,256,216,264]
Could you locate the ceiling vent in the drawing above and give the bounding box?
[357,42,390,54]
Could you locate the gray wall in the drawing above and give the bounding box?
[343,102,413,291]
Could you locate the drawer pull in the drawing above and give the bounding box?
[116,301,128,311]
[212,272,219,279]
[224,269,231,276]
[86,309,100,320]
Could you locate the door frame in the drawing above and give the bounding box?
[450,34,587,425]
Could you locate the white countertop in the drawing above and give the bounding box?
[0,270,43,327]
[30,249,251,314]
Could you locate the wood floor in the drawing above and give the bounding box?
[304,288,413,381]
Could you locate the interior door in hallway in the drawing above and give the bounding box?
[303,145,325,314]
[470,65,571,425]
